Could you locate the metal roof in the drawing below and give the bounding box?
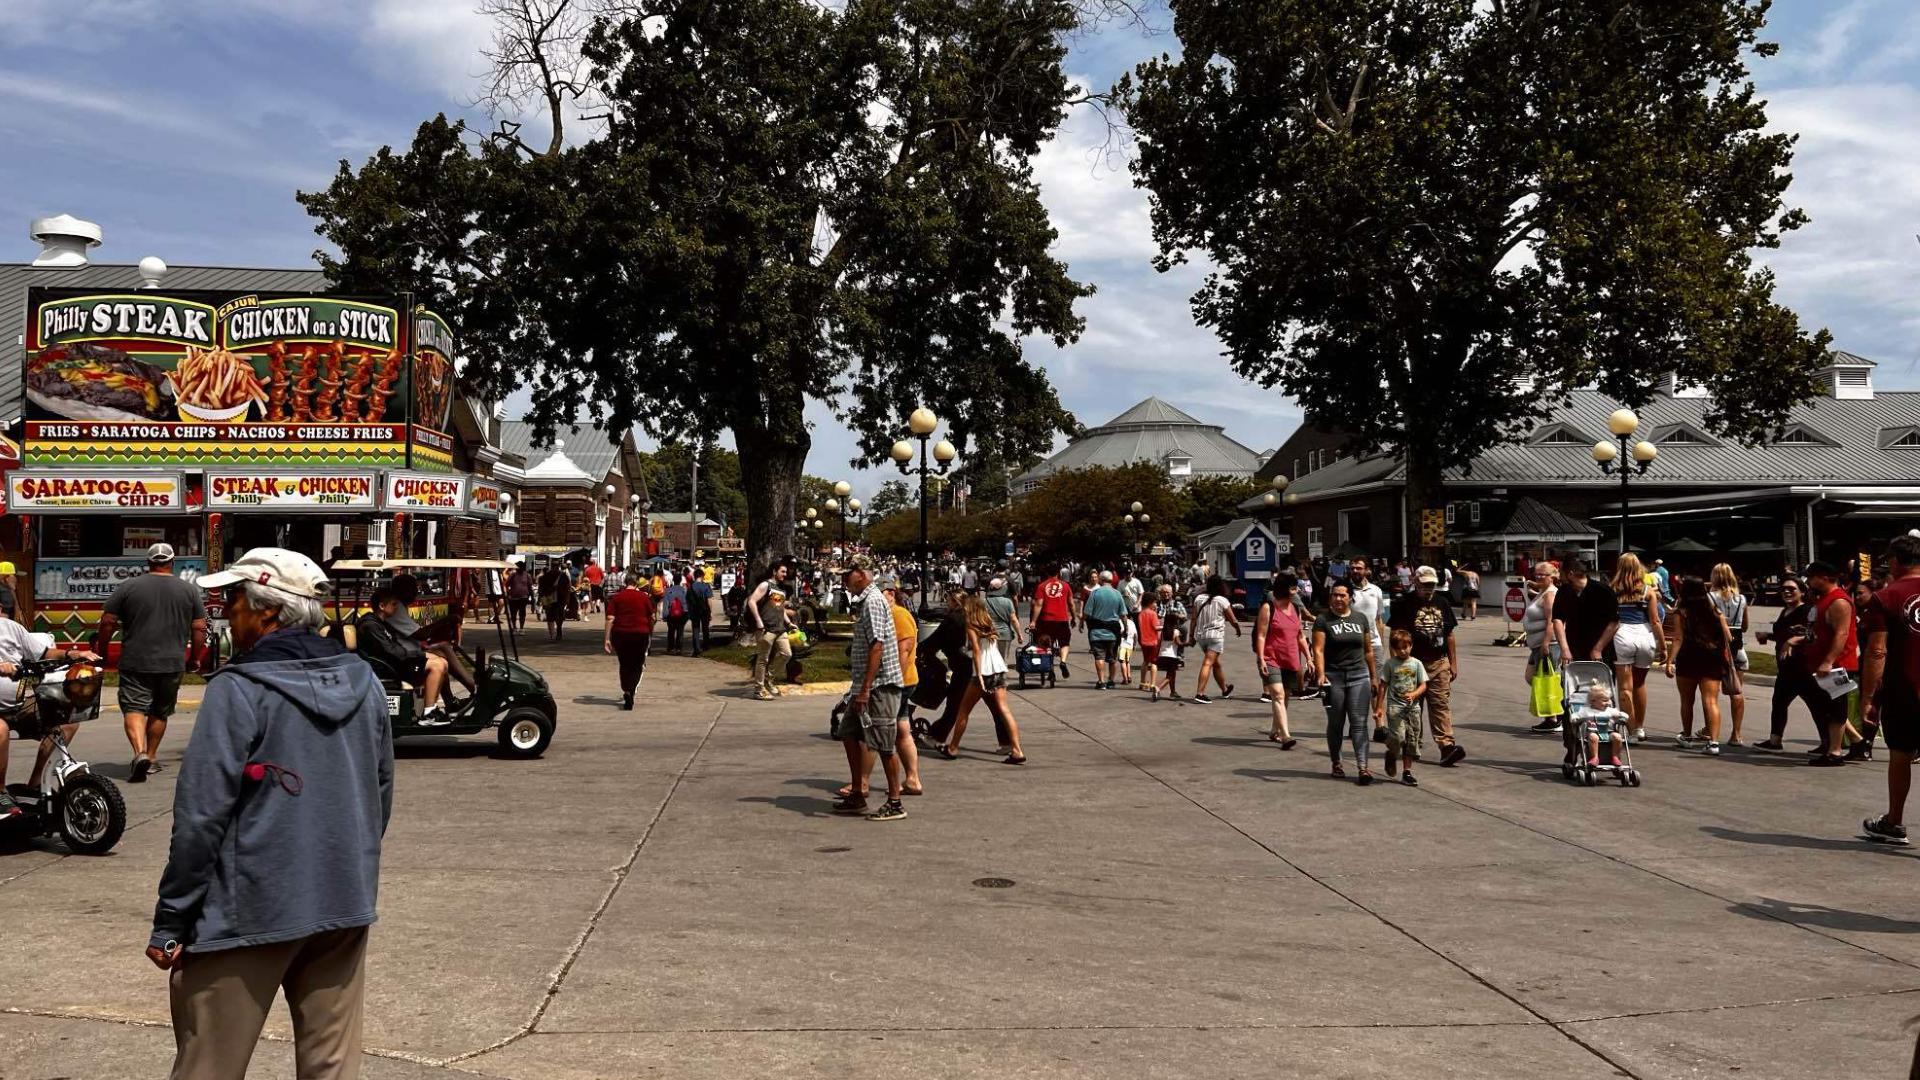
[1283,387,1920,504]
[2,261,328,422]
[500,422,625,486]
[1016,396,1267,487]
[1453,496,1598,540]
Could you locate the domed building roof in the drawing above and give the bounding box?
[1014,397,1268,494]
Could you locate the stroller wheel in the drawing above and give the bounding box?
[1628,770,1642,787]
[1582,767,1597,787]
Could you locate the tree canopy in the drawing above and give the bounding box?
[300,0,1125,573]
[1122,0,1830,549]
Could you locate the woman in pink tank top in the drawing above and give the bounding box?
[1254,573,1309,749]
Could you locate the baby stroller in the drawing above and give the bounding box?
[1016,634,1057,689]
[1561,660,1642,788]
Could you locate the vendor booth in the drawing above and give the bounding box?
[10,287,491,649]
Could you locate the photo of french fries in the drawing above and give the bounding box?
[170,346,268,421]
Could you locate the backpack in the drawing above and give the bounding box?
[669,596,686,618]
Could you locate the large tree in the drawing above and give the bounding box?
[1122,0,1831,550]
[301,0,1140,572]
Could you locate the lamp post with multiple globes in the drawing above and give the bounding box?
[1591,408,1658,555]
[1123,500,1150,555]
[891,407,957,615]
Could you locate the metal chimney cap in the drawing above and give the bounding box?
[29,214,103,268]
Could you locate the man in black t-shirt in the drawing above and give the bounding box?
[1861,537,1920,843]
[100,544,207,783]
[1549,559,1620,755]
[1388,567,1466,767]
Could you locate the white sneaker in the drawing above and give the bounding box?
[1633,728,1648,743]
[1704,742,1722,756]
[1675,733,1697,748]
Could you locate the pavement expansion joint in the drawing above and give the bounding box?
[1558,984,1920,1025]
[439,699,729,1067]
[525,1019,1556,1036]
[1015,691,1650,1080]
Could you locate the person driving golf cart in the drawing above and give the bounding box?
[357,587,452,727]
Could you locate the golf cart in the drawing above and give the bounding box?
[325,559,557,758]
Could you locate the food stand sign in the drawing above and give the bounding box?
[407,309,459,473]
[383,471,466,512]
[467,481,503,517]
[21,288,426,467]
[8,471,185,512]
[207,471,379,511]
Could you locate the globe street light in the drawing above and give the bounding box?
[895,408,956,614]
[828,481,853,545]
[1593,408,1658,555]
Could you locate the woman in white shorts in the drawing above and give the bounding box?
[1610,553,1666,742]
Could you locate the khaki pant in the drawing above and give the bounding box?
[1424,657,1455,749]
[752,630,793,695]
[169,926,369,1080]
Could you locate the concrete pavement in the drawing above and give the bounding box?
[4,619,1917,1078]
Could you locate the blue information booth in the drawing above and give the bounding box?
[1229,520,1282,611]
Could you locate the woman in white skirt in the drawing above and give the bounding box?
[1610,553,1667,742]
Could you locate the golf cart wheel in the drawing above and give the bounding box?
[498,708,554,759]
[57,773,127,855]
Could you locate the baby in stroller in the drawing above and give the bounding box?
[1578,685,1629,768]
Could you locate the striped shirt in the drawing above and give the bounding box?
[850,585,904,690]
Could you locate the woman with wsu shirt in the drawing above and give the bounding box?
[603,572,656,711]
[1314,582,1379,784]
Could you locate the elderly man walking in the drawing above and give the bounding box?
[147,548,394,1080]
[831,558,908,822]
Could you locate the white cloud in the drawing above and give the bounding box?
[1759,81,1920,375]
[1031,82,1158,267]
[1774,0,1875,76]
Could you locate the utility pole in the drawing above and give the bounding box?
[690,442,701,553]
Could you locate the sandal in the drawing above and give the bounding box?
[1331,761,1346,779]
[1357,770,1374,786]
[902,784,925,797]
[1004,754,1027,766]
[936,745,959,760]
[1279,738,1297,751]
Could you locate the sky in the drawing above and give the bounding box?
[2,0,1916,502]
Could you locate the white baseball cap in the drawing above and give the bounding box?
[196,547,331,599]
[147,542,176,564]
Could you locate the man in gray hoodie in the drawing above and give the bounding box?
[146,548,393,1079]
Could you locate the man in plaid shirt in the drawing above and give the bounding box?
[832,558,908,821]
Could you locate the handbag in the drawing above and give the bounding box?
[1529,656,1565,717]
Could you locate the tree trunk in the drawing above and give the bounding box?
[1403,447,1447,566]
[735,414,811,576]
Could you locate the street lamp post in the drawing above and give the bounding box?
[830,480,853,546]
[1592,408,1659,556]
[892,407,956,615]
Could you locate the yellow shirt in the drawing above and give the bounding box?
[891,604,919,687]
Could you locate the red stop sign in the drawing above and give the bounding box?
[1503,586,1527,622]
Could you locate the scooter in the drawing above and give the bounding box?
[1,651,127,855]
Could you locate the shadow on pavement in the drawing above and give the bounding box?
[571,695,624,708]
[1451,754,1572,783]
[1233,766,1326,784]
[1737,896,1920,934]
[393,742,503,759]
[739,793,836,817]
[1192,735,1277,749]
[785,777,845,793]
[1700,826,1918,854]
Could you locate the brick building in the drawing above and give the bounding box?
[500,423,648,570]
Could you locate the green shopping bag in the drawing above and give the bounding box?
[1530,657,1565,718]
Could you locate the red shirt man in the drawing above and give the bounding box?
[1030,569,1076,662]
[606,585,655,633]
[1861,536,1920,842]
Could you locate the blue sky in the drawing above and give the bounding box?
[3,0,1915,500]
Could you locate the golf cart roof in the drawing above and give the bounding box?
[330,558,513,572]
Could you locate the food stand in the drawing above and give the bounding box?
[10,287,490,648]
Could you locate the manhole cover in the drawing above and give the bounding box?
[972,877,1017,889]
[814,846,852,854]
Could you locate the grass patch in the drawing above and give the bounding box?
[701,637,853,685]
[1746,651,1777,678]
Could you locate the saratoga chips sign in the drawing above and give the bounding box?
[383,471,466,512]
[9,471,184,511]
[207,471,378,510]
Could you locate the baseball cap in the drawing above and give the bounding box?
[147,543,176,564]
[0,561,14,575]
[196,547,331,599]
[1415,565,1439,584]
[875,572,901,590]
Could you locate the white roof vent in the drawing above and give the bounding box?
[29,214,102,268]
[138,256,168,289]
